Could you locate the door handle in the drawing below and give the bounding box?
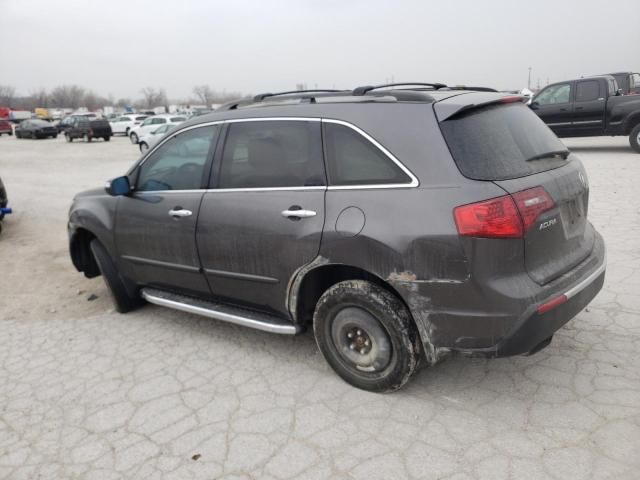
[281,207,317,219]
[168,208,192,218]
[559,108,567,112]
[575,106,583,110]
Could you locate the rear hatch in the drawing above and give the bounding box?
[437,98,594,285]
[90,120,112,135]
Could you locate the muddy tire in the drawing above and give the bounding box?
[313,280,421,393]
[90,239,143,313]
[630,124,640,153]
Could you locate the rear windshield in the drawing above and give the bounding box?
[439,103,569,181]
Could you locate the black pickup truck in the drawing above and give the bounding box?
[530,75,640,152]
[64,117,112,142]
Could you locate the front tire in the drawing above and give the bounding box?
[89,239,143,313]
[630,124,640,153]
[139,142,149,154]
[130,132,138,144]
[313,280,421,393]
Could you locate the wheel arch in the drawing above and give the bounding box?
[290,262,410,325]
[289,261,442,364]
[69,227,100,278]
[623,112,640,134]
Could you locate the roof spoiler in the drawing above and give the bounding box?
[434,93,527,122]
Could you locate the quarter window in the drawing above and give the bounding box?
[218,121,325,188]
[576,81,600,102]
[136,126,218,191]
[324,123,411,186]
[535,83,571,105]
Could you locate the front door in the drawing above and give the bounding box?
[570,79,606,136]
[115,125,220,296]
[531,82,574,137]
[196,119,326,316]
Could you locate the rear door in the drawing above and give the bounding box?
[530,82,574,136]
[196,119,326,316]
[438,101,593,285]
[571,79,606,135]
[115,125,220,296]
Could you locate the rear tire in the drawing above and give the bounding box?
[90,239,143,313]
[630,124,640,153]
[130,132,138,144]
[313,280,421,393]
[104,136,110,142]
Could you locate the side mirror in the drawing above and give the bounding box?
[615,89,623,96]
[105,176,131,196]
[530,101,539,109]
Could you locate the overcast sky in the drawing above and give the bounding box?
[1,0,638,100]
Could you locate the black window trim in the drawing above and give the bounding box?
[130,117,419,193]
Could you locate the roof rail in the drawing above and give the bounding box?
[352,82,448,96]
[253,89,348,102]
[216,98,254,111]
[440,86,498,92]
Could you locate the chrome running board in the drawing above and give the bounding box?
[141,288,299,335]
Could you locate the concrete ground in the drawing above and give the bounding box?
[0,133,638,480]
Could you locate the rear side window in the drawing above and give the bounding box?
[576,80,600,102]
[219,121,325,189]
[440,103,569,181]
[323,123,412,186]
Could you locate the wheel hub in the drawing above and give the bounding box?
[331,307,392,373]
[347,327,372,355]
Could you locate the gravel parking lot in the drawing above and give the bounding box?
[0,134,639,479]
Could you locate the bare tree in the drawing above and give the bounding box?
[49,85,86,108]
[30,88,49,108]
[193,85,215,106]
[0,85,16,107]
[140,87,167,108]
[115,98,132,108]
[84,90,100,111]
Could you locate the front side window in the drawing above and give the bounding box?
[218,121,325,188]
[535,83,571,105]
[141,118,153,127]
[575,80,600,102]
[323,122,412,186]
[136,126,218,191]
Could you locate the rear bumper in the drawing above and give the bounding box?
[493,259,605,356]
[393,230,606,358]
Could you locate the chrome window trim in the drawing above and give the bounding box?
[134,116,420,193]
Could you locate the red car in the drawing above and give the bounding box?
[0,120,13,136]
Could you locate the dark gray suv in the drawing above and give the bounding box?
[68,84,606,392]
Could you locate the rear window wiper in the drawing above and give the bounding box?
[526,150,570,162]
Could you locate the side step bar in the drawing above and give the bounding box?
[141,288,299,335]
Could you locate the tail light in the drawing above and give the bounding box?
[454,187,555,239]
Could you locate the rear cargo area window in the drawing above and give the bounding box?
[439,103,569,181]
[324,123,411,186]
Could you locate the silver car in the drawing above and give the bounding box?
[138,124,176,153]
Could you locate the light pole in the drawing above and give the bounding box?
[528,67,532,90]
